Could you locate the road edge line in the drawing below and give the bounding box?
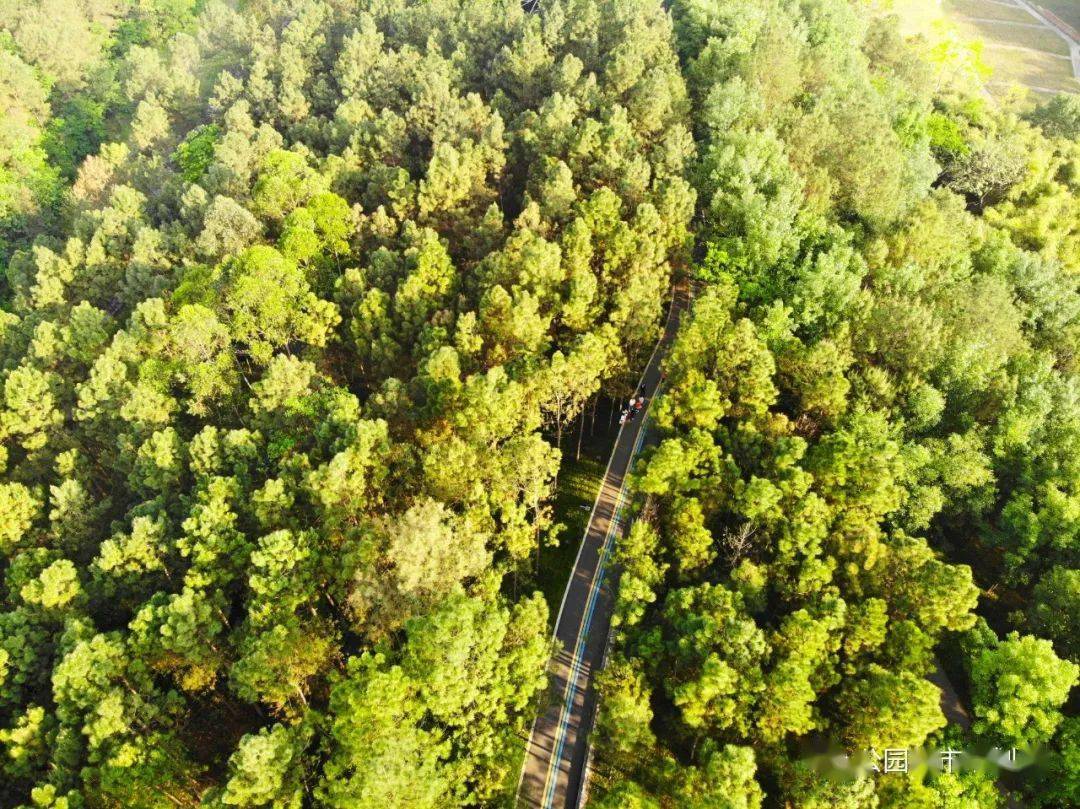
[515,285,684,806]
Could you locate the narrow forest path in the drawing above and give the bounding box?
[516,284,692,809]
[932,661,1022,808]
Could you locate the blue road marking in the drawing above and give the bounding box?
[540,414,651,808]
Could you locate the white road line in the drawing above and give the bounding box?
[516,290,682,805]
[985,41,1071,57]
[961,17,1051,28]
[986,80,1075,92]
[539,417,651,808]
[549,292,681,635]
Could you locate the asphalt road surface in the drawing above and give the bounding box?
[517,284,691,809]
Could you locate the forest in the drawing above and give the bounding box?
[0,1,1076,808]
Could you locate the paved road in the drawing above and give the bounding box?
[1015,0,1080,80]
[929,659,973,731]
[517,284,691,809]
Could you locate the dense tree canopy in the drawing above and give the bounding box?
[1,1,1077,807]
[0,1,695,805]
[593,0,1079,806]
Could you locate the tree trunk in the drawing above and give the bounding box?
[576,408,584,461]
[555,414,563,453]
[590,394,598,436]
[552,421,561,490]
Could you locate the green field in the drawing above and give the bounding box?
[982,38,1078,93]
[948,0,1041,24]
[955,16,1071,55]
[892,0,1079,98]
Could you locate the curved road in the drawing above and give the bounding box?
[1017,0,1080,81]
[517,284,691,808]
